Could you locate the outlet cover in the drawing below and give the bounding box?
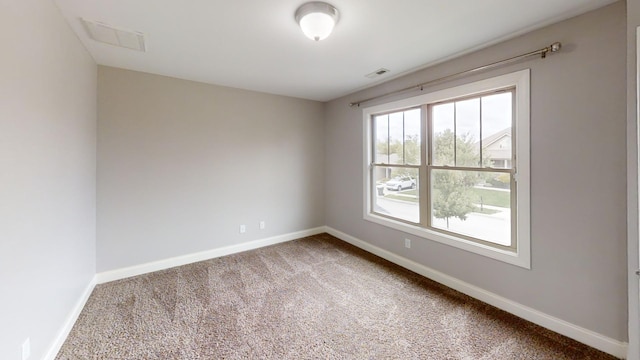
[259,221,265,230]
[239,225,246,234]
[404,238,411,248]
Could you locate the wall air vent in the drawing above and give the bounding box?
[365,68,390,79]
[81,18,146,52]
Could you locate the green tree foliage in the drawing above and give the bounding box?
[403,134,420,165]
[432,171,475,228]
[433,128,479,166]
[432,129,480,228]
[377,135,421,178]
[377,135,420,164]
[375,141,388,159]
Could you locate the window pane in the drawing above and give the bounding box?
[389,112,404,165]
[373,166,419,223]
[432,103,454,166]
[455,98,480,167]
[374,114,389,163]
[481,92,512,168]
[404,108,421,165]
[430,169,511,246]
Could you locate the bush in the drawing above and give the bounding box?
[487,173,510,189]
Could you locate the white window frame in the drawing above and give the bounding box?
[363,69,530,268]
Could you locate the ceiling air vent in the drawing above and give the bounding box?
[81,18,146,52]
[365,68,390,79]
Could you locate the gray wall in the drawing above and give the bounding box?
[325,2,627,342]
[0,0,97,359]
[626,0,639,357]
[97,67,325,272]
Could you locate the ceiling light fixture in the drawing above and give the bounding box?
[295,2,339,41]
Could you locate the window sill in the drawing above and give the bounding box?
[363,212,530,269]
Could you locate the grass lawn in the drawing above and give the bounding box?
[384,193,418,203]
[470,187,510,208]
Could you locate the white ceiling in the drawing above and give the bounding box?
[53,0,617,102]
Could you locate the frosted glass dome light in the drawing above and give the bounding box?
[295,2,339,41]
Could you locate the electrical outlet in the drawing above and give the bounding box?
[259,221,266,230]
[239,225,246,234]
[404,238,411,248]
[22,338,30,360]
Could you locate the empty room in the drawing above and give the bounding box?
[2,0,639,359]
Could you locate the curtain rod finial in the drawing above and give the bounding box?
[542,42,561,59]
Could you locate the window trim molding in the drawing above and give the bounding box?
[362,69,530,268]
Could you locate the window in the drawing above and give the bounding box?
[363,70,530,268]
[372,108,421,223]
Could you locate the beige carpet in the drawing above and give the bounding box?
[56,233,616,359]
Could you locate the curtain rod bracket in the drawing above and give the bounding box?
[541,42,561,59]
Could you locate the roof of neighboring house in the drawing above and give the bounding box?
[481,127,512,148]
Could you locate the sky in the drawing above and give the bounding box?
[376,91,512,145]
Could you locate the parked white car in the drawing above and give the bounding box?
[385,176,416,191]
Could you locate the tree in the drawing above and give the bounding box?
[404,134,420,165]
[431,129,479,228]
[375,140,388,159]
[432,171,475,228]
[377,135,421,179]
[433,128,478,166]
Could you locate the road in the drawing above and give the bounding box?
[374,196,510,246]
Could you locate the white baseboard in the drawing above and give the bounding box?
[96,227,326,284]
[44,275,97,360]
[324,226,628,359]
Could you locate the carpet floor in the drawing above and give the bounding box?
[56,233,617,359]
